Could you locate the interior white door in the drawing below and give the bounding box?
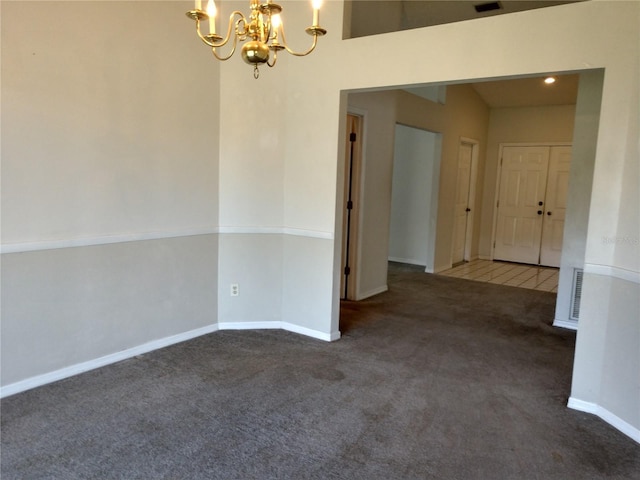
[494,146,550,265]
[452,142,473,264]
[539,146,572,267]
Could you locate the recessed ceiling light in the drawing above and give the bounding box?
[544,77,556,84]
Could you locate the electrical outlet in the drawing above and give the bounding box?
[230,283,239,297]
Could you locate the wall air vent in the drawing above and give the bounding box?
[474,2,503,13]
[570,268,584,320]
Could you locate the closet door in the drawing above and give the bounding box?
[539,146,572,267]
[494,146,550,265]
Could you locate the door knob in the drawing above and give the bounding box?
[465,208,471,212]
[547,211,552,216]
[537,210,543,215]
[538,201,544,206]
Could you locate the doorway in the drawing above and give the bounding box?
[388,124,442,272]
[493,144,572,267]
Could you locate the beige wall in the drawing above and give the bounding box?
[1,1,219,246]
[1,1,220,390]
[555,70,604,328]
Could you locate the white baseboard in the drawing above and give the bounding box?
[568,397,598,413]
[282,322,341,342]
[1,320,341,399]
[388,256,426,267]
[568,397,640,443]
[553,318,578,330]
[584,263,640,285]
[478,255,492,260]
[217,321,281,331]
[0,324,219,399]
[217,321,340,342]
[356,285,388,300]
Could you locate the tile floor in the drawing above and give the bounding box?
[438,259,559,293]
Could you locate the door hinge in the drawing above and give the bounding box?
[496,200,499,208]
[347,200,353,210]
[344,266,351,275]
[350,132,357,142]
[493,241,496,248]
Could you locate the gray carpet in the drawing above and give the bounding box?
[2,263,639,479]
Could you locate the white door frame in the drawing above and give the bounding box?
[491,142,572,261]
[454,137,479,264]
[341,107,367,300]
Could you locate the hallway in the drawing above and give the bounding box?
[438,259,559,293]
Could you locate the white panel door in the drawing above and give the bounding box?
[494,146,550,265]
[452,143,473,264]
[539,146,572,267]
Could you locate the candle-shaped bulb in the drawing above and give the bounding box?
[207,0,217,34]
[312,0,322,26]
[271,13,282,34]
[195,0,202,11]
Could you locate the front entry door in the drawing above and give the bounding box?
[494,146,550,265]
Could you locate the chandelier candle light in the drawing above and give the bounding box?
[186,0,326,78]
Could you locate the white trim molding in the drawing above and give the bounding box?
[553,318,578,330]
[0,227,218,254]
[584,263,640,284]
[356,285,388,301]
[217,321,340,342]
[218,226,333,240]
[568,397,640,443]
[1,225,335,254]
[388,256,426,267]
[0,324,219,399]
[0,321,341,399]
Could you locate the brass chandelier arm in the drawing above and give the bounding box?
[267,47,281,68]
[196,11,247,48]
[212,34,239,61]
[278,24,321,57]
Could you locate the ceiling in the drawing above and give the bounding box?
[470,74,579,107]
[403,73,579,108]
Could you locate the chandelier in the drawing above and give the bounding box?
[186,0,326,79]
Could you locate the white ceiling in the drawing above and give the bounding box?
[470,74,580,107]
[403,74,579,108]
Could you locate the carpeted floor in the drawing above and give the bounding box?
[2,263,639,479]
